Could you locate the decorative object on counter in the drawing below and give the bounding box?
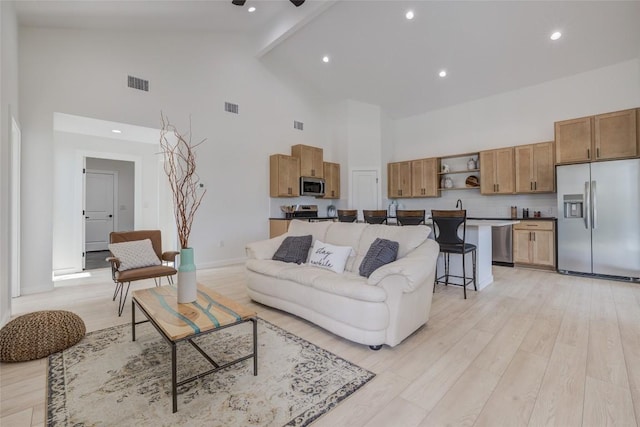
[467,158,477,170]
[441,163,450,173]
[511,206,517,219]
[160,113,206,303]
[280,205,295,218]
[534,211,541,218]
[327,205,336,217]
[465,175,479,187]
[388,199,398,217]
[523,208,529,218]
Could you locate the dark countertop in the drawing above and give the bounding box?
[469,217,557,221]
[269,216,337,221]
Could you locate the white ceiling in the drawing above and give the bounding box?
[14,0,640,119]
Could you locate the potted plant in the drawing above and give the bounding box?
[159,113,206,303]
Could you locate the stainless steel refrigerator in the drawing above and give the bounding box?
[556,158,640,281]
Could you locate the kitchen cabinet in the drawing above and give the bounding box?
[269,219,291,238]
[437,153,480,191]
[322,162,340,199]
[269,154,300,197]
[515,141,555,193]
[555,108,638,164]
[411,157,439,197]
[388,161,412,198]
[480,148,514,195]
[292,144,323,178]
[513,221,555,268]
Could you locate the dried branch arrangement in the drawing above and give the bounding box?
[159,113,206,249]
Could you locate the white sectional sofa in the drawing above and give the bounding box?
[245,220,439,349]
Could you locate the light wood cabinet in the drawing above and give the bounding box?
[269,154,300,197]
[269,220,291,238]
[515,141,555,193]
[322,162,340,199]
[513,221,555,268]
[480,148,514,195]
[292,144,323,178]
[410,158,439,197]
[388,161,412,198]
[555,108,639,164]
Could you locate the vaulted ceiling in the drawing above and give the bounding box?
[14,0,640,118]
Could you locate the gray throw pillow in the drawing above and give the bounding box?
[359,238,399,278]
[272,235,313,264]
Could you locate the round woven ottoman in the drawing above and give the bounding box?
[0,310,86,362]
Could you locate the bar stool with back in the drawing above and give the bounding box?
[396,209,426,226]
[430,210,477,299]
[337,209,358,222]
[363,210,388,224]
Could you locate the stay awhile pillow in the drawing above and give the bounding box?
[359,238,399,278]
[108,238,161,271]
[308,240,354,274]
[272,235,313,264]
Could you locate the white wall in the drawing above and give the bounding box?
[0,2,19,326]
[19,27,332,293]
[86,157,135,232]
[389,59,640,218]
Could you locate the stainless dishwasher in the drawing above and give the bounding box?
[492,225,514,266]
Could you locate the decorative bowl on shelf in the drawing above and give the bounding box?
[465,175,480,187]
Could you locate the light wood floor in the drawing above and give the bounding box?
[2,265,639,427]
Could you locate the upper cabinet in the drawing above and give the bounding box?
[322,162,340,199]
[480,148,514,195]
[411,158,439,197]
[555,108,638,164]
[270,154,300,197]
[388,161,412,198]
[292,144,323,178]
[515,141,555,193]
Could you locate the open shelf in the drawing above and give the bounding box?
[438,168,480,175]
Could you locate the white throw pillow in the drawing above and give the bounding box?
[308,240,354,274]
[108,238,161,271]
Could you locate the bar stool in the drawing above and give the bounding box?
[431,209,477,299]
[337,209,357,222]
[396,209,426,226]
[363,210,388,224]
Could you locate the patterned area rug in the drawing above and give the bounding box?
[47,318,374,426]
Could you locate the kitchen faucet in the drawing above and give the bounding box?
[456,199,463,210]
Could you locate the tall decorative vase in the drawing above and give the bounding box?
[177,248,197,303]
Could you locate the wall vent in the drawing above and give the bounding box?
[127,75,149,92]
[225,102,239,114]
[294,120,304,131]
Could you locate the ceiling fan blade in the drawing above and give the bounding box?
[290,0,305,6]
[232,0,246,5]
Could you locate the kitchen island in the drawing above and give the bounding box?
[427,219,519,291]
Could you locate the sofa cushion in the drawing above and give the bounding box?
[324,222,367,271]
[245,259,300,277]
[272,235,312,264]
[312,272,387,302]
[287,220,332,244]
[359,238,399,278]
[277,265,336,287]
[308,240,354,273]
[351,225,431,273]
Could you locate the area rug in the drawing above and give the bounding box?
[47,318,374,426]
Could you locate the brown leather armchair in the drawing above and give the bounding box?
[107,230,179,316]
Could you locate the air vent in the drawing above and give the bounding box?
[294,120,304,131]
[127,75,149,92]
[225,102,239,114]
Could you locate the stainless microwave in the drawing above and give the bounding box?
[300,176,325,196]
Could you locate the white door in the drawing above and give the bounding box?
[85,171,116,251]
[351,170,379,221]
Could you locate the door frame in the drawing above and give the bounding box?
[10,114,21,298]
[72,151,142,275]
[84,169,118,257]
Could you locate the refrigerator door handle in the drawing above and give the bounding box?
[584,181,591,229]
[591,180,597,229]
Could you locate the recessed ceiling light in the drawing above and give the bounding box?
[405,10,414,20]
[550,31,562,41]
[248,6,256,12]
[439,70,447,78]
[322,56,330,63]
[111,129,122,134]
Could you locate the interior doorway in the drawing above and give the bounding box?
[351,170,379,221]
[84,158,135,270]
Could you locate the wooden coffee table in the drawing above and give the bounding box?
[131,284,257,413]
